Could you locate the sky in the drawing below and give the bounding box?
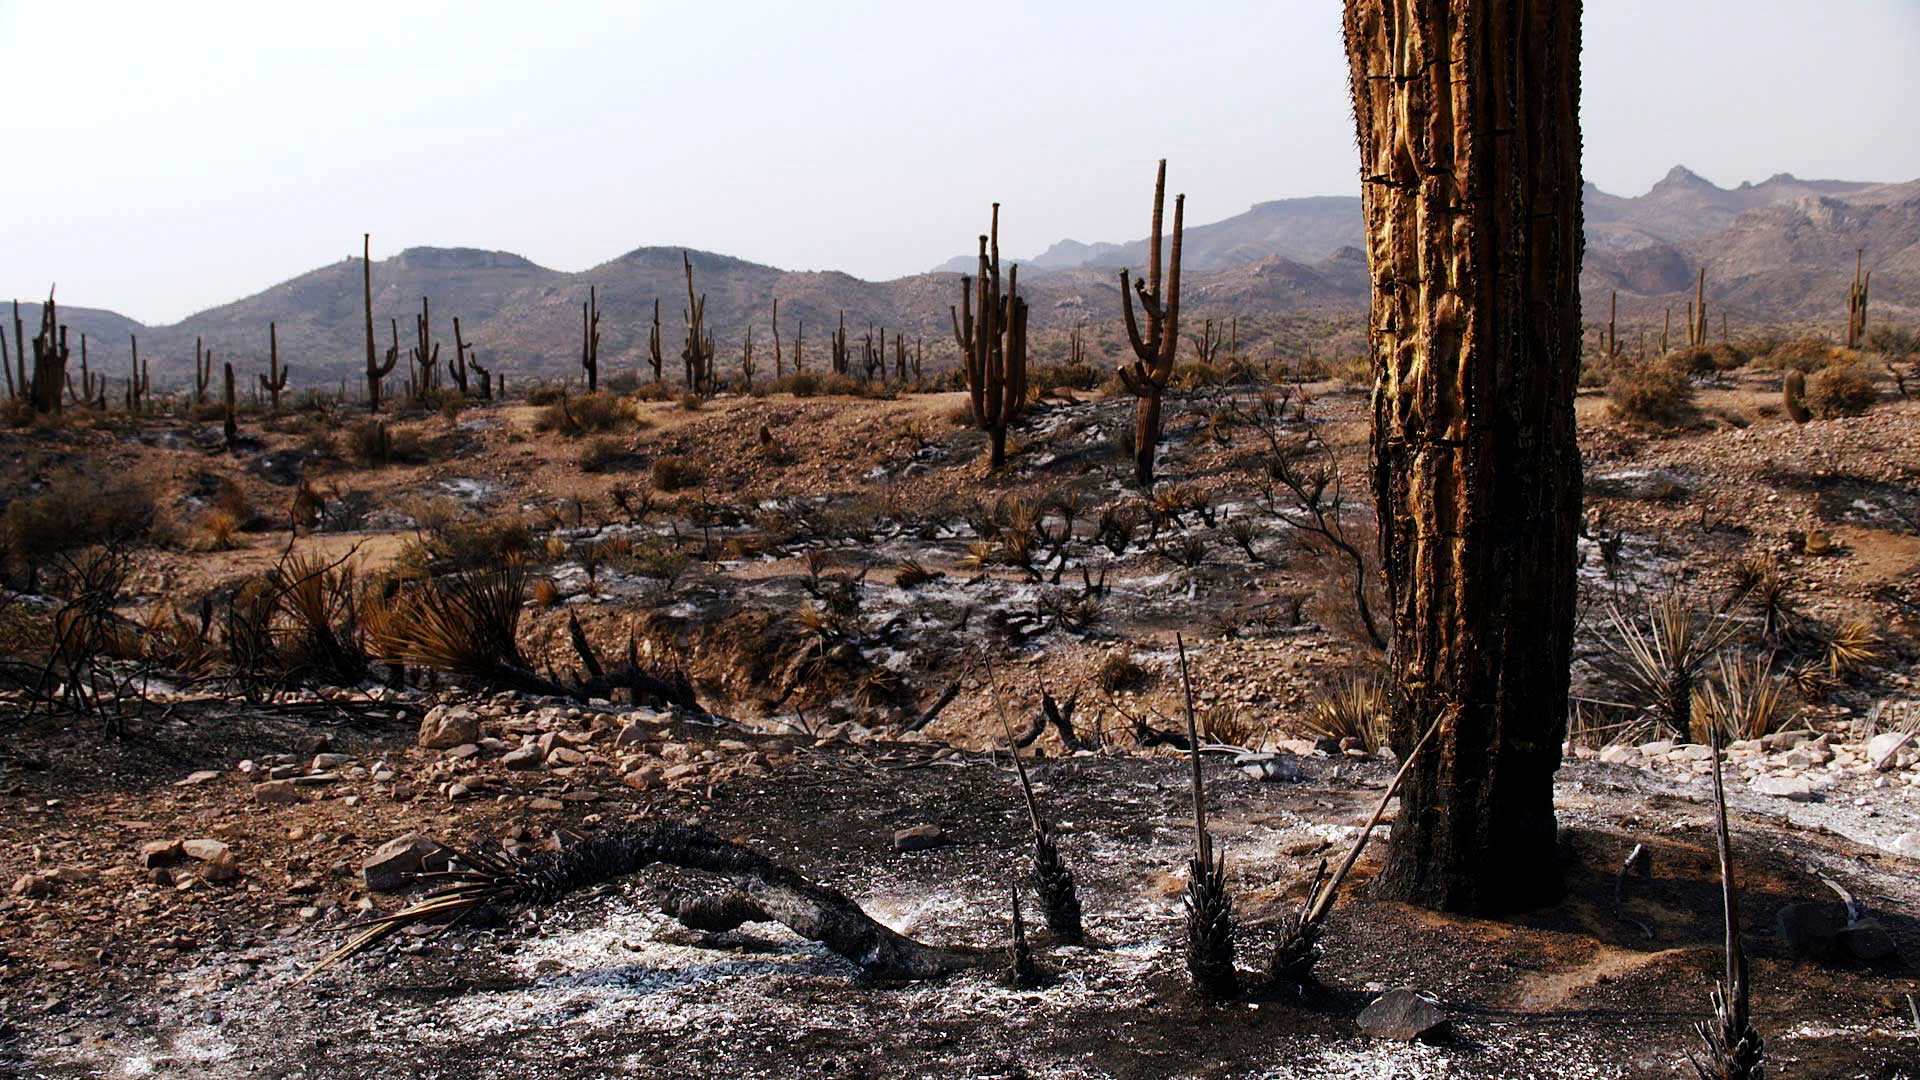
[3,0,1918,326]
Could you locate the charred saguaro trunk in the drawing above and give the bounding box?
[1116,160,1183,486]
[193,337,212,405]
[1344,0,1584,913]
[1845,248,1870,349]
[28,292,70,415]
[950,203,1029,470]
[581,286,602,392]
[410,296,440,400]
[222,362,238,449]
[681,253,715,395]
[363,234,396,413]
[647,298,665,384]
[260,322,289,411]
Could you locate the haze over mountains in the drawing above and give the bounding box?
[25,166,1918,385]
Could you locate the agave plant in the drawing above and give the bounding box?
[1302,675,1386,752]
[363,559,528,676]
[1606,590,1744,741]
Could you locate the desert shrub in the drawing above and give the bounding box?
[530,577,561,608]
[201,509,242,550]
[535,391,630,436]
[1172,361,1229,389]
[1332,355,1372,387]
[650,456,704,492]
[631,380,673,402]
[1805,362,1876,417]
[616,537,691,584]
[1607,362,1698,428]
[397,514,535,576]
[577,436,630,473]
[678,392,705,411]
[0,470,156,568]
[1028,362,1102,395]
[605,370,643,394]
[190,401,228,423]
[1762,336,1844,373]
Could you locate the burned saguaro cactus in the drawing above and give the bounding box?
[222,362,238,448]
[1116,161,1183,486]
[1845,248,1871,349]
[260,322,289,411]
[647,297,665,384]
[363,234,396,413]
[951,203,1029,471]
[581,285,602,392]
[830,310,850,376]
[126,334,150,413]
[681,253,715,395]
[410,297,440,401]
[771,298,784,378]
[193,336,212,405]
[27,292,71,415]
[861,325,885,383]
[66,334,105,408]
[740,325,756,390]
[449,317,472,397]
[1783,370,1812,423]
[6,299,25,402]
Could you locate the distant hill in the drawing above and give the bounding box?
[18,166,1917,388]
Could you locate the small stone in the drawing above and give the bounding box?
[894,824,945,852]
[502,746,544,771]
[528,797,564,811]
[390,783,417,802]
[311,753,352,771]
[1599,745,1641,765]
[252,780,301,804]
[137,840,184,868]
[1675,744,1712,761]
[1834,918,1898,962]
[558,790,601,803]
[1867,732,1911,765]
[362,833,455,892]
[446,782,472,801]
[175,770,222,787]
[444,743,481,761]
[548,746,587,766]
[1638,740,1675,756]
[1235,753,1304,782]
[1357,988,1449,1041]
[1775,902,1845,959]
[268,764,300,781]
[1892,832,1920,860]
[292,772,339,786]
[418,705,481,750]
[614,723,654,747]
[1751,775,1815,801]
[182,839,231,863]
[11,872,54,897]
[622,767,662,791]
[296,733,332,757]
[200,856,241,884]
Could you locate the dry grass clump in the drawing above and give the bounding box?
[1097,647,1152,693]
[576,436,631,473]
[1608,362,1698,429]
[1824,620,1880,676]
[649,456,704,492]
[530,577,561,609]
[201,509,243,551]
[1027,362,1102,396]
[1301,675,1386,752]
[1804,362,1877,418]
[1332,355,1372,387]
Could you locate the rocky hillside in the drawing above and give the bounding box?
[19,166,1917,387]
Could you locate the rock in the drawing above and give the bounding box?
[1751,775,1815,801]
[528,797,564,811]
[621,767,662,791]
[446,782,473,801]
[445,743,481,762]
[200,856,241,884]
[182,839,231,863]
[252,780,301,805]
[1775,902,1845,959]
[1357,988,1449,1041]
[363,833,455,892]
[1599,745,1641,765]
[268,764,300,781]
[11,873,54,897]
[418,705,481,750]
[137,840,184,868]
[292,773,339,786]
[1834,918,1899,962]
[1235,753,1304,782]
[502,746,544,771]
[1892,832,1920,860]
[1638,740,1675,756]
[614,723,655,748]
[547,746,587,766]
[558,790,602,803]
[311,753,352,771]
[1867,732,1911,765]
[296,733,332,757]
[174,770,222,786]
[1675,744,1712,761]
[894,824,945,852]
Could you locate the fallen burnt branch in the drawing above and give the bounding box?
[309,823,987,981]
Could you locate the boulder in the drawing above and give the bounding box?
[363,833,455,892]
[1775,902,1845,960]
[418,705,481,750]
[1357,988,1449,1041]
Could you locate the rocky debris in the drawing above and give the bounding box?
[894,824,945,852]
[1751,775,1816,801]
[445,743,481,762]
[418,705,481,750]
[10,872,56,898]
[252,780,301,804]
[363,833,457,892]
[621,767,662,791]
[312,753,353,770]
[502,745,543,770]
[1357,987,1450,1042]
[136,840,184,868]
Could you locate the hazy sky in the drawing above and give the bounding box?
[5,0,1918,325]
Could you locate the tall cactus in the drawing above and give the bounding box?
[740,325,756,389]
[647,297,664,383]
[950,203,1028,471]
[1846,248,1870,349]
[222,362,238,449]
[1116,160,1183,486]
[126,334,150,413]
[27,292,69,415]
[259,322,289,411]
[7,299,25,402]
[862,325,884,383]
[363,234,396,413]
[411,296,440,400]
[581,285,602,392]
[448,317,471,396]
[67,334,105,408]
[681,252,715,395]
[1607,291,1617,358]
[194,337,212,405]
[771,298,784,378]
[1690,268,1708,348]
[830,311,850,375]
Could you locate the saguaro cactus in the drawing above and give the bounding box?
[448,317,471,396]
[1846,249,1871,349]
[740,325,756,389]
[411,296,440,400]
[222,362,238,448]
[950,203,1028,471]
[1689,268,1708,348]
[259,322,289,411]
[681,253,715,395]
[66,334,105,408]
[771,298,784,378]
[1345,0,1584,913]
[647,298,664,383]
[27,292,69,415]
[830,311,850,376]
[862,325,885,383]
[7,300,25,402]
[364,234,396,413]
[194,337,212,405]
[1116,160,1183,486]
[126,334,150,413]
[581,286,602,392]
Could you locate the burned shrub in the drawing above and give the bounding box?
[1804,362,1877,418]
[649,456,705,492]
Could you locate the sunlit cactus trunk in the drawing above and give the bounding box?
[1344,0,1584,913]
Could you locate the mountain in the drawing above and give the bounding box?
[20,166,1916,388]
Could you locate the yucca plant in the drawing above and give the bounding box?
[1690,654,1789,744]
[1727,552,1797,645]
[268,553,367,685]
[1008,884,1040,987]
[894,559,940,589]
[364,559,528,677]
[1176,634,1236,998]
[1302,675,1386,752]
[1824,620,1880,677]
[1606,590,1744,741]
